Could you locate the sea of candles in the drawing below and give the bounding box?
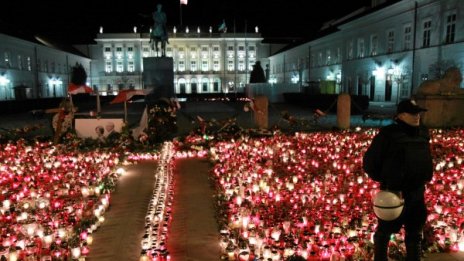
[0,140,122,260]
[1,127,463,261]
[203,128,464,260]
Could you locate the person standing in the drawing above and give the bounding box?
[363,99,434,261]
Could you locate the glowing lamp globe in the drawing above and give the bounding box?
[373,191,404,221]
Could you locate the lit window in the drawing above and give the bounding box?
[326,50,331,65]
[190,61,197,72]
[4,52,10,67]
[128,61,135,72]
[116,61,123,72]
[202,60,208,71]
[238,60,245,71]
[213,60,220,71]
[228,60,234,71]
[179,61,185,72]
[27,57,32,71]
[105,61,112,73]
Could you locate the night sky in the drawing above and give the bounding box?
[2,0,372,44]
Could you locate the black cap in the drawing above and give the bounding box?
[396,99,427,114]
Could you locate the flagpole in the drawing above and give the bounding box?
[180,1,183,27]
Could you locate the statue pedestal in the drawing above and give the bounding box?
[143,57,175,99]
[415,95,464,128]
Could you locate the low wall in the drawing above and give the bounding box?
[415,95,464,128]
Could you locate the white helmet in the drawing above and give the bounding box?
[373,190,404,221]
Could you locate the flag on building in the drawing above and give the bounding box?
[180,0,188,5]
[218,19,227,33]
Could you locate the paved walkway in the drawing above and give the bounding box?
[167,158,222,261]
[87,161,157,261]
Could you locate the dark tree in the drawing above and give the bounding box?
[70,63,87,85]
[249,61,266,83]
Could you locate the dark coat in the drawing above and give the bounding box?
[363,120,433,193]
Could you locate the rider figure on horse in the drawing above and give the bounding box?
[151,4,169,57]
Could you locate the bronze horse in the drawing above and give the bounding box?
[150,4,168,57]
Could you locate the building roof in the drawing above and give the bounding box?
[0,19,89,58]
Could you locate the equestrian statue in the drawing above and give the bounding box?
[150,4,169,57]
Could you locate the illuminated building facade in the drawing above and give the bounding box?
[88,29,277,95]
[268,0,464,103]
[0,33,91,100]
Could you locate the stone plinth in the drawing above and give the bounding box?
[415,95,464,128]
[143,57,175,99]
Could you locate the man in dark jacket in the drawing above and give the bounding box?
[363,99,434,261]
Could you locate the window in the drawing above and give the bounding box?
[248,60,254,71]
[105,47,111,52]
[249,46,255,51]
[213,81,219,92]
[387,30,395,53]
[238,46,245,51]
[190,61,197,72]
[403,25,412,50]
[326,50,332,65]
[336,48,341,63]
[116,61,123,72]
[445,13,456,44]
[228,60,234,71]
[348,40,354,60]
[370,34,378,56]
[116,47,122,52]
[422,20,431,47]
[27,57,32,71]
[357,38,365,58]
[213,60,220,71]
[127,47,133,52]
[178,61,185,71]
[201,47,208,52]
[202,79,209,92]
[227,46,234,51]
[202,60,208,71]
[4,52,10,67]
[190,47,197,58]
[105,61,112,73]
[213,46,219,52]
[128,61,135,72]
[318,52,323,66]
[238,60,245,71]
[17,55,22,70]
